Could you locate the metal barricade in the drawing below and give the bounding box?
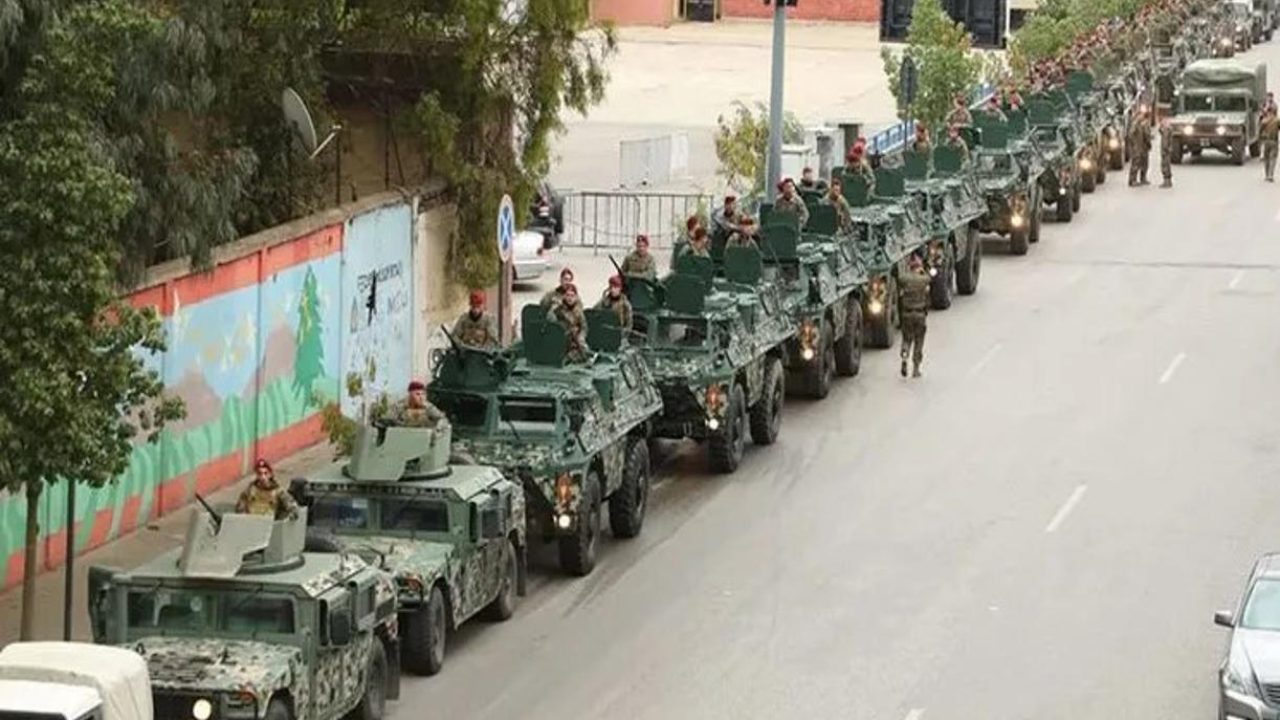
[562,190,712,254]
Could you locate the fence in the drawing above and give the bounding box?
[562,190,713,253]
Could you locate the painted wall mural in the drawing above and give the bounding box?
[0,202,416,590]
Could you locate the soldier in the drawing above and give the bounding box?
[390,380,448,428]
[548,283,589,362]
[944,124,970,163]
[620,234,658,281]
[821,178,854,231]
[946,94,973,126]
[1128,109,1152,186]
[898,253,931,379]
[713,195,744,238]
[772,178,811,228]
[1261,106,1279,182]
[1265,92,1278,116]
[726,217,759,249]
[686,227,712,258]
[235,459,299,519]
[799,166,827,192]
[845,142,877,195]
[1158,117,1174,188]
[541,267,575,308]
[910,123,932,156]
[671,215,700,265]
[980,95,1008,121]
[451,290,500,349]
[1005,88,1024,112]
[596,275,633,335]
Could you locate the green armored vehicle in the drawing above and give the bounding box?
[291,423,525,676]
[1169,59,1267,165]
[902,141,986,305]
[972,116,1044,256]
[837,167,929,348]
[753,210,865,398]
[1027,97,1083,223]
[87,507,400,720]
[429,318,662,576]
[628,247,793,472]
[1066,73,1111,193]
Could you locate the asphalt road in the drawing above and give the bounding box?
[393,44,1280,720]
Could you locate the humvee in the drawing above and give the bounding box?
[429,316,662,576]
[87,508,400,720]
[291,423,526,676]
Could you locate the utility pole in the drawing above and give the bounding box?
[764,0,793,204]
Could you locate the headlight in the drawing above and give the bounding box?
[1011,213,1025,228]
[1059,187,1068,195]
[1217,125,1227,136]
[707,417,720,431]
[555,513,573,529]
[1108,137,1120,149]
[928,267,938,277]
[1222,661,1260,697]
[1080,157,1093,170]
[868,299,884,315]
[1183,124,1194,135]
[192,699,213,720]
[798,320,819,361]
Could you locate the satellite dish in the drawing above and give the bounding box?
[282,88,319,155]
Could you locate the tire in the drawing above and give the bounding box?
[1096,163,1106,185]
[483,540,519,621]
[608,440,650,539]
[1071,184,1082,212]
[929,242,953,310]
[834,298,862,377]
[350,642,388,720]
[864,277,896,349]
[1081,167,1096,193]
[1191,146,1203,157]
[1109,148,1124,170]
[955,227,980,296]
[265,699,292,720]
[402,586,447,676]
[304,530,344,553]
[800,329,833,399]
[708,384,746,473]
[1233,140,1246,165]
[749,358,785,444]
[558,472,600,576]
[1056,191,1073,222]
[1029,192,1042,244]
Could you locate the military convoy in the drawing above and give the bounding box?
[1169,59,1268,164]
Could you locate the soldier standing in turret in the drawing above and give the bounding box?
[772,178,810,228]
[390,380,448,429]
[548,284,590,362]
[947,94,973,126]
[236,459,299,520]
[620,234,658,281]
[452,290,500,349]
[910,123,932,156]
[726,217,760,249]
[898,254,932,379]
[596,275,633,335]
[845,141,877,195]
[944,124,971,163]
[979,95,1008,122]
[541,267,576,308]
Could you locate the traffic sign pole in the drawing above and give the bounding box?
[496,195,516,344]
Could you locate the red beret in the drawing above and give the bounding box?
[636,234,649,245]
[255,459,272,471]
[469,290,485,306]
[408,380,426,392]
[559,267,574,280]
[608,275,623,288]
[686,216,700,230]
[724,194,737,203]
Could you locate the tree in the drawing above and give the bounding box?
[0,0,184,640]
[880,0,985,128]
[293,267,326,406]
[713,100,805,202]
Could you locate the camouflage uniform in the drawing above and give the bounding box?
[677,242,711,260]
[235,480,299,519]
[947,106,974,126]
[945,135,970,163]
[712,208,742,239]
[726,230,758,249]
[820,191,854,231]
[845,159,877,195]
[1158,123,1174,187]
[597,291,633,334]
[1261,112,1279,181]
[451,310,500,349]
[1128,116,1152,185]
[548,301,589,362]
[772,194,810,228]
[390,399,448,428]
[910,138,932,156]
[540,286,568,309]
[980,106,1009,122]
[620,250,657,281]
[898,267,931,377]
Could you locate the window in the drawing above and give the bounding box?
[311,496,371,530]
[1219,96,1248,112]
[1183,95,1212,112]
[1241,578,1280,630]
[380,499,450,533]
[498,397,558,432]
[433,392,489,428]
[126,590,294,635]
[222,596,294,634]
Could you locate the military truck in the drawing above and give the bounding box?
[627,248,793,472]
[838,168,929,348]
[290,423,525,676]
[429,318,662,576]
[87,507,400,720]
[902,141,986,303]
[1026,97,1083,223]
[754,209,865,398]
[972,117,1044,256]
[0,642,153,720]
[1169,59,1267,165]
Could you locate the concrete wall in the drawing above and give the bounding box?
[0,190,458,591]
[721,0,879,22]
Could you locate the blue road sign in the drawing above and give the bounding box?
[497,194,516,263]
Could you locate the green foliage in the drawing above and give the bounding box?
[317,376,389,457]
[713,101,805,201]
[880,0,984,128]
[293,267,326,406]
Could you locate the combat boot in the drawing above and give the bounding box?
[900,358,908,377]
[1161,178,1172,188]
[912,362,922,378]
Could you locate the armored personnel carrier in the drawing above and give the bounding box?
[1026,96,1084,223]
[429,315,662,576]
[87,507,400,720]
[290,423,526,676]
[628,247,794,472]
[902,141,986,306]
[972,117,1044,256]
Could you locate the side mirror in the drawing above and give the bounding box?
[1215,610,1236,628]
[481,507,503,540]
[87,566,116,643]
[330,608,353,645]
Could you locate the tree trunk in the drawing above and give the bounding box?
[20,483,41,640]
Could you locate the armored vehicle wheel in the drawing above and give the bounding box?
[304,530,344,553]
[956,227,981,296]
[265,699,292,720]
[1250,140,1262,158]
[558,472,600,575]
[1095,163,1106,185]
[864,277,896,349]
[1109,149,1124,171]
[1233,140,1246,165]
[801,329,833,399]
[1029,195,1042,244]
[350,642,388,720]
[1071,184,1082,212]
[403,585,447,675]
[929,244,953,310]
[608,440,650,539]
[1191,146,1202,157]
[1081,168,1096,193]
[708,384,746,473]
[751,358,785,445]
[834,298,863,377]
[1009,223,1029,256]
[483,540,519,621]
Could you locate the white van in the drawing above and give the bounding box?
[0,642,152,720]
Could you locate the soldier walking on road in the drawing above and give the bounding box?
[451,290,501,349]
[1261,107,1279,182]
[1128,110,1152,186]
[898,254,931,379]
[1158,118,1174,188]
[236,459,299,520]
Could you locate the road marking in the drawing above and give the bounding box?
[1045,485,1088,533]
[1159,352,1186,385]
[969,343,1002,375]
[1228,270,1244,289]
[903,709,926,720]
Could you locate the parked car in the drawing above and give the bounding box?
[513,229,550,281]
[529,180,565,250]
[1214,553,1280,720]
